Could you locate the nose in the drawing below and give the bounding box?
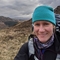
[39,25,45,32]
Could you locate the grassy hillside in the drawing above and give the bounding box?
[0,20,32,60]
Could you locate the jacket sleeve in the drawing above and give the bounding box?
[14,42,29,60]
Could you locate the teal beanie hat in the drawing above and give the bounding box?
[32,5,56,25]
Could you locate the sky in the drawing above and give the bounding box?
[0,0,60,20]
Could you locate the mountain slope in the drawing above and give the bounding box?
[0,16,18,29]
[54,6,60,14]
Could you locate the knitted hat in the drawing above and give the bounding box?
[32,5,56,25]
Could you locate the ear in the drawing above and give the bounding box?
[53,26,55,29]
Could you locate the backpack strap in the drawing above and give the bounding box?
[28,38,38,60]
[56,54,60,60]
[28,38,34,56]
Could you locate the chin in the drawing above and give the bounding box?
[39,38,49,43]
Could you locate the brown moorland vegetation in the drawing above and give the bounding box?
[0,19,32,60]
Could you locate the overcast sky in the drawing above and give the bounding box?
[0,0,60,20]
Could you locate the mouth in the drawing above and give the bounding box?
[38,33,47,37]
[38,33,47,35]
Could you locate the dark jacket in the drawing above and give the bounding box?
[14,31,60,60]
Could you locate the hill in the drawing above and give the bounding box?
[54,5,60,14]
[0,16,19,29]
[0,18,32,60]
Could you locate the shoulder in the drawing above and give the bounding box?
[54,31,60,52]
[14,42,29,60]
[55,31,60,42]
[55,31,60,37]
[18,42,28,54]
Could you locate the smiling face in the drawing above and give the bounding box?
[33,21,54,43]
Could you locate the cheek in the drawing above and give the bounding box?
[33,27,38,33]
[47,27,54,34]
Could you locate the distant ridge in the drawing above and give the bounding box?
[54,5,60,14]
[0,16,19,29]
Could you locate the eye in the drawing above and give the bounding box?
[43,22,50,26]
[34,23,40,26]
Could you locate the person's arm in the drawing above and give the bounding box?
[14,42,29,60]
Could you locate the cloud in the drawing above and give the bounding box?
[38,0,60,8]
[0,0,60,20]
